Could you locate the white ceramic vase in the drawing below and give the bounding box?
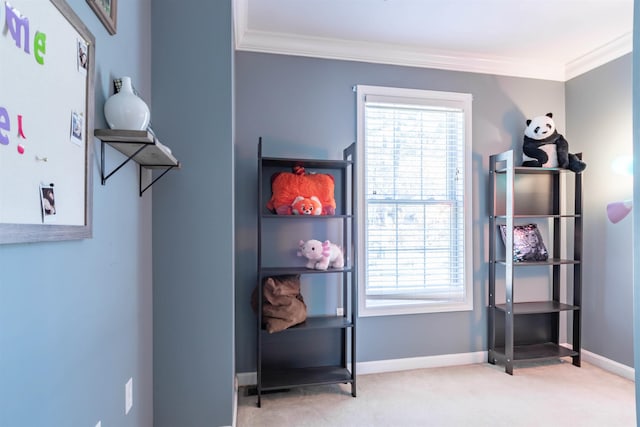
[104,76,150,130]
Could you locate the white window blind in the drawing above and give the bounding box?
[356,85,472,316]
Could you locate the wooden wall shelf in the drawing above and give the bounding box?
[94,129,181,196]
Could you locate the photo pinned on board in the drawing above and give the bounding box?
[77,38,88,73]
[40,183,56,223]
[70,111,84,146]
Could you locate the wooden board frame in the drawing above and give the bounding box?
[0,0,95,244]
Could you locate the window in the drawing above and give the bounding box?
[356,85,472,316]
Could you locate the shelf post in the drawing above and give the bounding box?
[504,150,515,375]
[572,171,583,367]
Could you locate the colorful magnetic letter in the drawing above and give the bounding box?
[0,107,10,145]
[17,115,26,139]
[17,143,24,154]
[34,31,46,65]
[6,3,30,54]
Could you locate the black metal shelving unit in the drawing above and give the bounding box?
[256,138,357,407]
[488,149,582,374]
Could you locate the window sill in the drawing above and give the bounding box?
[359,298,473,317]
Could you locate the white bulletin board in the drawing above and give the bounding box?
[0,0,95,244]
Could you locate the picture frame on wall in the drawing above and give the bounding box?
[86,0,117,35]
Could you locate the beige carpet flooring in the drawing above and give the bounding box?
[236,361,635,427]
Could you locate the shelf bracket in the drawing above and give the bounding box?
[95,129,180,196]
[100,140,148,185]
[139,164,177,197]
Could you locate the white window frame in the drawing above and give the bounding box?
[356,85,473,317]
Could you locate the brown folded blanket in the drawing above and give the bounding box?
[251,275,307,333]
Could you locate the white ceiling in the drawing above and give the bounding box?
[234,0,634,81]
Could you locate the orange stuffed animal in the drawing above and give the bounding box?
[291,196,322,215]
[267,168,336,215]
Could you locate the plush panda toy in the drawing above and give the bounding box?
[522,113,586,173]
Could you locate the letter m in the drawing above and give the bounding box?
[6,3,30,54]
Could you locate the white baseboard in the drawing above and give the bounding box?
[236,351,486,387]
[237,371,257,387]
[580,348,635,381]
[227,376,238,427]
[236,348,635,386]
[356,351,487,375]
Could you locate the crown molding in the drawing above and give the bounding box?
[237,29,567,81]
[234,0,630,82]
[565,32,632,81]
[233,0,248,48]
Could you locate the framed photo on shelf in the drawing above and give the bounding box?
[86,0,117,35]
[499,224,549,262]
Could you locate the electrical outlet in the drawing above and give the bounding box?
[125,377,133,415]
[336,307,344,316]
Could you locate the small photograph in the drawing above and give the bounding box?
[40,184,56,222]
[70,111,83,145]
[77,39,88,73]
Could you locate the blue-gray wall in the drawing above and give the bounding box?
[0,3,632,426]
[151,1,235,427]
[0,1,153,426]
[234,52,567,371]
[235,51,634,375]
[566,54,634,366]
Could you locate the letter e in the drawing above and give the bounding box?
[34,32,46,65]
[0,107,10,145]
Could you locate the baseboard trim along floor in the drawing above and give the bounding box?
[580,347,634,380]
[236,347,634,387]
